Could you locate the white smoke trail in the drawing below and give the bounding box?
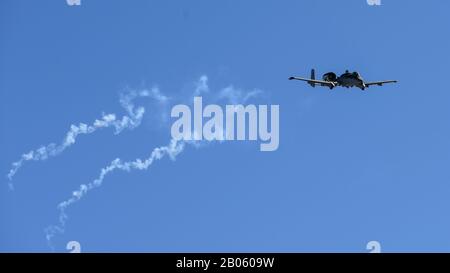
[193,75,209,96]
[43,75,264,250]
[217,86,263,104]
[6,88,167,188]
[44,138,185,249]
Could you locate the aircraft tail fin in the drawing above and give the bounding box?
[309,69,316,87]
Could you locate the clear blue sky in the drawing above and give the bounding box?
[1,0,450,252]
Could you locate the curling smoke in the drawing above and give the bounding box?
[6,88,167,188]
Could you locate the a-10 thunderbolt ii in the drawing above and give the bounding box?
[289,69,397,90]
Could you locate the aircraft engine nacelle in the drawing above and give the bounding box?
[323,72,337,82]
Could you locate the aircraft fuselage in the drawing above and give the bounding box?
[337,76,366,90]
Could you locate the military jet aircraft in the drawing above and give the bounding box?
[289,69,397,90]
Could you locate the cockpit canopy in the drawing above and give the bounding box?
[340,71,360,79]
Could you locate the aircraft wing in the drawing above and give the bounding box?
[288,77,335,87]
[365,80,397,87]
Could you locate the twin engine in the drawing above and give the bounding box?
[322,72,337,82]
